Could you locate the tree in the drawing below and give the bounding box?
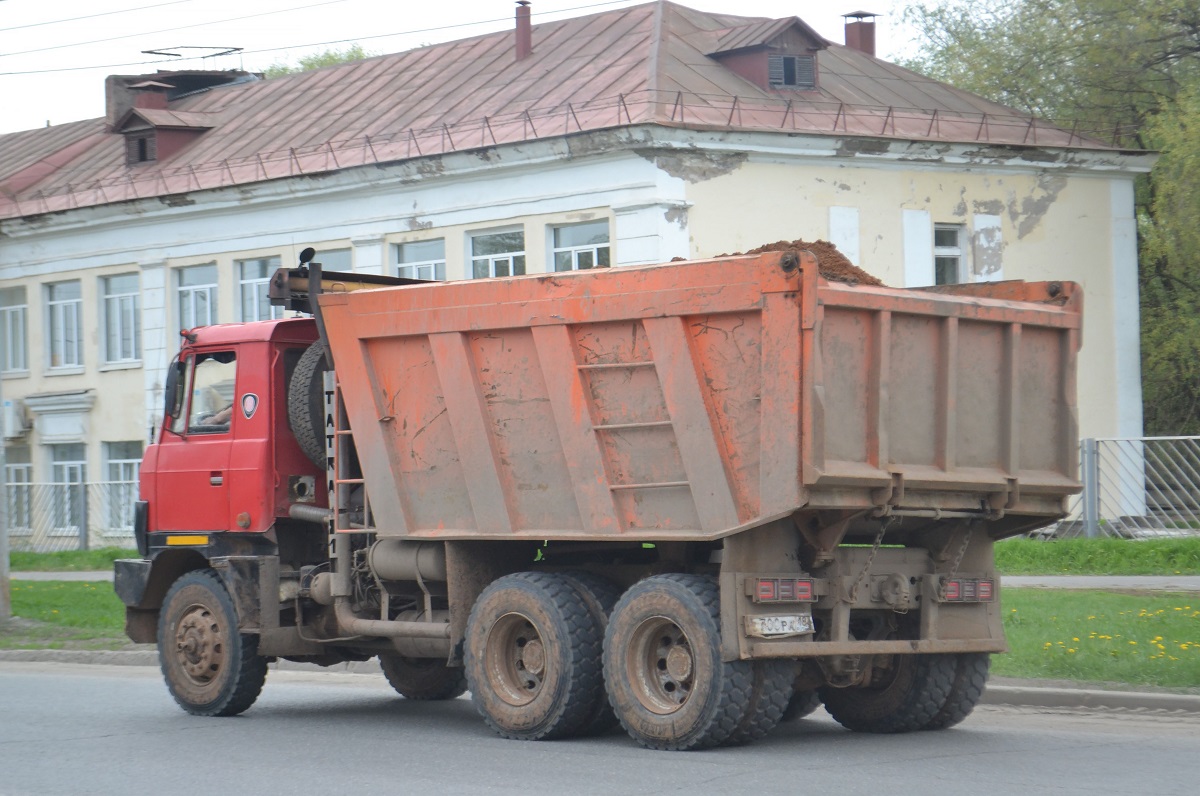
[901,0,1200,433]
[263,44,375,78]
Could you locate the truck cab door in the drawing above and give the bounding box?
[154,350,238,532]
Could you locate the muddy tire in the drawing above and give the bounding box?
[923,653,990,730]
[603,574,754,750]
[781,688,823,721]
[723,659,794,745]
[158,570,268,717]
[559,572,622,735]
[379,655,468,701]
[464,572,604,740]
[288,341,328,469]
[820,653,956,734]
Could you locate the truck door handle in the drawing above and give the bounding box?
[210,472,224,486]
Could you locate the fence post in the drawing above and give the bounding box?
[1,374,9,620]
[78,481,89,552]
[1081,437,1100,538]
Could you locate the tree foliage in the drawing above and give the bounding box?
[901,0,1200,433]
[263,44,375,78]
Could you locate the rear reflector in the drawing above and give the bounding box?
[753,577,816,603]
[941,577,995,602]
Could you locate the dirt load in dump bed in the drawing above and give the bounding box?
[725,239,885,286]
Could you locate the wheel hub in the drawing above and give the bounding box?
[627,616,695,715]
[486,612,546,706]
[173,605,224,683]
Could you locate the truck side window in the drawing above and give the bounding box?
[187,352,238,434]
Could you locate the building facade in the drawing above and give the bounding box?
[0,2,1154,548]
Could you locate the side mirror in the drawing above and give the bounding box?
[164,359,186,422]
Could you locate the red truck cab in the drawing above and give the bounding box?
[136,318,323,552]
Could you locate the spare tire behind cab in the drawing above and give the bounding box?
[288,342,328,469]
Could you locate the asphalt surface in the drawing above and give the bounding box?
[5,571,1200,716]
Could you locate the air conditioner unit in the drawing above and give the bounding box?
[3,398,27,439]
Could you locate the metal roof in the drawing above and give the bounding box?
[0,0,1128,222]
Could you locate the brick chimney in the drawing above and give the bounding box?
[131,80,173,110]
[515,1,532,61]
[843,11,878,57]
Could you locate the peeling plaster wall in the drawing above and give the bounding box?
[683,158,1138,440]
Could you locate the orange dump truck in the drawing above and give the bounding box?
[115,249,1081,749]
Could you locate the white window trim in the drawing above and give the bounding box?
[933,223,968,285]
[103,447,141,535]
[4,460,33,534]
[469,229,526,279]
[103,275,140,365]
[178,266,219,329]
[47,282,83,370]
[394,240,447,281]
[237,258,284,322]
[50,451,87,536]
[1,292,28,374]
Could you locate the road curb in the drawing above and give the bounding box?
[3,649,1199,714]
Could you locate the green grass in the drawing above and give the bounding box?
[8,547,136,572]
[1,581,130,650]
[995,588,1200,689]
[995,537,1200,575]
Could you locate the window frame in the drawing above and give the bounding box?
[933,223,967,286]
[50,443,87,536]
[551,221,611,272]
[0,287,28,374]
[177,264,219,329]
[768,54,817,90]
[102,273,141,364]
[46,280,83,370]
[469,229,526,279]
[103,440,143,534]
[237,256,284,322]
[4,446,32,535]
[394,239,447,281]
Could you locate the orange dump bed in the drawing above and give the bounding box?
[319,251,1081,540]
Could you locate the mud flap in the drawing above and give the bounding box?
[210,556,279,634]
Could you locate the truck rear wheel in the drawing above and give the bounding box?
[603,574,754,750]
[379,655,468,701]
[464,572,604,740]
[288,342,328,468]
[723,659,794,745]
[158,570,268,717]
[560,572,622,736]
[922,653,990,730]
[781,688,822,721]
[820,653,955,734]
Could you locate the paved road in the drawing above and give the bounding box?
[1,662,1198,796]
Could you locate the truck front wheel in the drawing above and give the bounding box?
[157,570,268,717]
[820,653,955,734]
[603,574,754,750]
[464,572,604,740]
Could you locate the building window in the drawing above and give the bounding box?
[238,257,283,322]
[552,221,610,271]
[394,239,446,281]
[4,445,32,535]
[470,230,525,279]
[934,224,966,285]
[769,54,816,89]
[47,280,83,369]
[125,133,157,165]
[102,274,140,364]
[178,264,218,328]
[315,248,352,270]
[51,443,87,536]
[104,440,142,534]
[0,287,27,373]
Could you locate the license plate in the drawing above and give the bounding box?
[747,613,815,638]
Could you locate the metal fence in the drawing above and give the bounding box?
[1045,437,1200,539]
[3,481,137,552]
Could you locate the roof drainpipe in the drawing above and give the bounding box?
[515,0,532,61]
[843,11,878,57]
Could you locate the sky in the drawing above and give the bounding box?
[0,0,917,135]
